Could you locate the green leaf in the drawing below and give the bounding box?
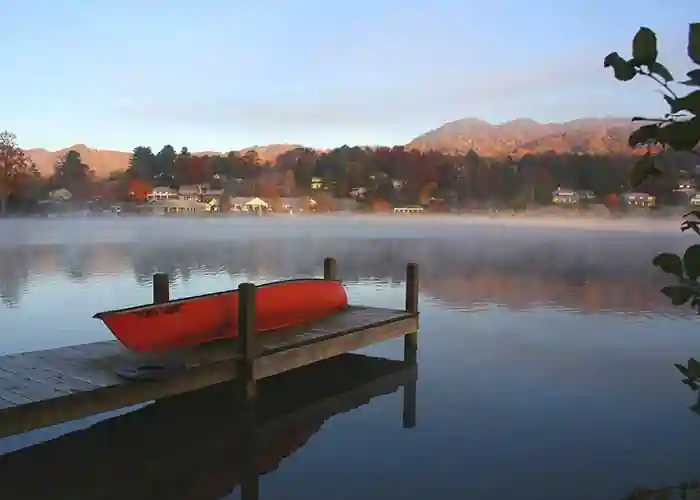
[653,252,684,277]
[649,62,673,82]
[663,94,682,114]
[684,244,700,280]
[685,379,700,392]
[632,27,658,65]
[689,23,700,65]
[658,118,700,151]
[681,69,700,87]
[603,52,622,68]
[676,362,693,378]
[661,285,693,305]
[604,52,636,81]
[630,153,654,187]
[673,90,700,115]
[628,124,660,147]
[688,357,700,376]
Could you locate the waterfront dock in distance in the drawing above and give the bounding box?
[0,257,420,438]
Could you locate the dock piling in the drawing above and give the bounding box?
[323,257,337,281]
[236,282,258,404]
[236,281,260,499]
[152,273,170,304]
[403,262,419,362]
[402,262,418,429]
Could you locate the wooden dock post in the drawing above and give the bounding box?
[152,273,170,303]
[403,262,418,429]
[236,282,258,404]
[404,262,418,363]
[236,281,259,500]
[323,257,337,281]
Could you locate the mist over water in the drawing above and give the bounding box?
[1,215,700,500]
[0,212,683,246]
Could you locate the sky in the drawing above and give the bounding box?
[2,0,698,151]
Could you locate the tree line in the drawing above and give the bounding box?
[1,129,698,213]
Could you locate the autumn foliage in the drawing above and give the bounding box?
[178,156,212,185]
[3,106,699,213]
[128,179,152,202]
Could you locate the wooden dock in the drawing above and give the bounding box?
[0,353,417,500]
[0,257,419,438]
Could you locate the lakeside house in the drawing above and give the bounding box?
[147,187,179,201]
[141,194,319,215]
[208,196,318,214]
[178,184,225,202]
[551,187,596,205]
[48,188,73,202]
[147,184,226,203]
[177,185,202,201]
[148,199,211,214]
[393,206,425,214]
[214,196,270,213]
[622,192,656,208]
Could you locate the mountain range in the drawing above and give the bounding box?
[405,117,640,156]
[25,117,640,178]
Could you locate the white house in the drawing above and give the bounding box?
[48,188,72,202]
[244,197,269,213]
[220,196,271,213]
[178,185,202,201]
[150,199,210,214]
[147,186,179,201]
[622,192,656,208]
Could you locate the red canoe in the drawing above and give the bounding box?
[93,279,348,353]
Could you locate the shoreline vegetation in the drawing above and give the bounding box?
[1,128,699,218]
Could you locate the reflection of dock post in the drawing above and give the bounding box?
[152,273,170,303]
[237,282,260,500]
[323,257,337,281]
[403,262,418,429]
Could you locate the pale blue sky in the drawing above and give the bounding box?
[2,0,697,151]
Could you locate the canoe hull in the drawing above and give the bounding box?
[94,279,349,353]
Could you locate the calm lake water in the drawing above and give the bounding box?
[1,215,700,499]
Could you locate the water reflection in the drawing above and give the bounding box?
[0,234,691,316]
[2,219,700,499]
[0,353,417,500]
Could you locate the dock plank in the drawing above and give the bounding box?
[0,358,100,393]
[0,353,416,500]
[255,307,414,354]
[0,369,72,403]
[0,305,418,438]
